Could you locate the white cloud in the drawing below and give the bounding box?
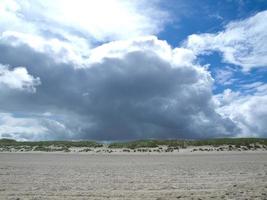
[215,85,267,137]
[0,0,169,66]
[27,0,168,41]
[0,112,72,141]
[0,113,47,140]
[1,0,168,41]
[184,10,267,71]
[0,0,36,34]
[88,36,196,68]
[0,64,41,92]
[1,31,90,67]
[88,36,173,63]
[214,66,237,86]
[184,10,267,137]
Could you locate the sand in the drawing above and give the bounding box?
[0,152,266,200]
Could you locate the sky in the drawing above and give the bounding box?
[0,0,267,141]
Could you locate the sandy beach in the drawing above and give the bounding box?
[0,151,266,200]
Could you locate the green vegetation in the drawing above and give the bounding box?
[0,139,103,148]
[108,138,267,149]
[108,140,161,149]
[187,138,267,147]
[0,139,102,152]
[33,146,70,152]
[0,138,266,152]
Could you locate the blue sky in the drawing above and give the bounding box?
[160,0,267,45]
[158,0,267,94]
[0,0,267,140]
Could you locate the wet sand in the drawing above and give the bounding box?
[0,152,267,200]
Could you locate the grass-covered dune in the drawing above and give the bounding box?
[0,138,267,153]
[0,138,267,148]
[108,138,267,149]
[0,139,103,152]
[0,138,103,147]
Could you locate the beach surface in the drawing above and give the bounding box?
[0,152,267,200]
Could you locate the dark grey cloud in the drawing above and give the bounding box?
[0,41,239,140]
[1,2,266,140]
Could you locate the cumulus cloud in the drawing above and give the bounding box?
[87,36,196,67]
[0,31,90,67]
[1,1,266,140]
[0,113,72,141]
[0,37,238,140]
[184,10,267,71]
[1,0,168,40]
[0,113,46,140]
[183,10,267,137]
[0,0,169,66]
[215,84,267,137]
[27,0,169,41]
[0,64,40,92]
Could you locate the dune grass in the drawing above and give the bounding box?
[108,138,267,149]
[0,138,266,152]
[0,138,102,149]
